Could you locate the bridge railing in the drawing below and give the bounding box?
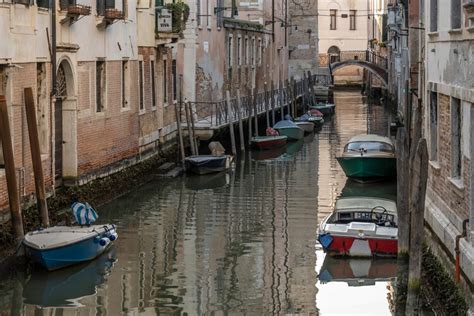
[330,50,388,70]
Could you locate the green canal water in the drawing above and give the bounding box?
[0,90,401,315]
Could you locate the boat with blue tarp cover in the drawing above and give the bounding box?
[184,155,233,175]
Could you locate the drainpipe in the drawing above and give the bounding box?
[51,0,57,97]
[455,219,469,283]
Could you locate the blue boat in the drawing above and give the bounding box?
[273,120,304,141]
[23,224,118,271]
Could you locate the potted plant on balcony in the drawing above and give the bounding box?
[105,8,125,20]
[164,0,190,36]
[67,4,91,16]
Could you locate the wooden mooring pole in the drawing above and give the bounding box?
[264,82,270,128]
[175,76,185,163]
[253,87,259,136]
[406,138,429,315]
[225,90,237,155]
[24,88,49,227]
[247,87,252,145]
[270,81,276,125]
[236,89,245,151]
[184,101,196,155]
[0,96,25,244]
[189,102,199,155]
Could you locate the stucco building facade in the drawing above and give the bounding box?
[0,0,183,214]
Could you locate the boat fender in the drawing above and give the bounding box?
[108,232,118,241]
[318,234,333,249]
[99,237,110,247]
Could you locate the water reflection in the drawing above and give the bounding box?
[23,250,117,307]
[0,89,397,315]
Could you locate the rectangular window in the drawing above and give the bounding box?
[245,37,249,65]
[451,0,461,29]
[139,61,144,111]
[330,9,337,30]
[0,65,7,96]
[197,0,201,26]
[228,36,233,67]
[151,61,156,109]
[96,61,106,112]
[237,36,242,66]
[257,38,262,65]
[121,60,129,108]
[37,0,50,8]
[430,0,438,32]
[155,0,163,7]
[97,0,116,15]
[163,59,167,103]
[451,97,461,178]
[350,10,356,30]
[251,38,255,66]
[429,91,438,161]
[172,59,177,101]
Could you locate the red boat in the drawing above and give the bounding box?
[318,197,398,257]
[251,135,288,150]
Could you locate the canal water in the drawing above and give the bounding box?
[0,89,398,315]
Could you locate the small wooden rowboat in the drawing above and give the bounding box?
[251,135,288,150]
[318,197,398,257]
[24,225,118,271]
[184,155,233,175]
[273,120,304,141]
[336,134,396,181]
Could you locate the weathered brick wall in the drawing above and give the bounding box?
[429,93,470,219]
[76,61,139,176]
[0,63,53,213]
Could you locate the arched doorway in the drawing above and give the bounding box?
[328,46,341,63]
[55,59,76,185]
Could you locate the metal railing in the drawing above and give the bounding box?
[330,50,388,70]
[186,73,331,128]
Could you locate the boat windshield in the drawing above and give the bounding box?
[344,141,393,153]
[328,210,397,227]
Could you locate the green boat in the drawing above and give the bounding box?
[336,134,396,181]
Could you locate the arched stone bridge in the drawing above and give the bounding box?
[329,50,388,87]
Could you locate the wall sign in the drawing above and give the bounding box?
[157,9,172,33]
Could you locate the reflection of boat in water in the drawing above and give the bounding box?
[340,179,397,201]
[185,172,231,190]
[251,145,286,161]
[23,250,117,307]
[275,139,304,161]
[318,256,397,287]
[303,132,315,144]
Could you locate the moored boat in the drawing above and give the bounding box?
[273,120,304,141]
[317,197,398,257]
[251,135,288,150]
[336,134,396,181]
[24,224,118,271]
[310,102,335,115]
[294,121,314,134]
[295,112,324,128]
[184,155,233,175]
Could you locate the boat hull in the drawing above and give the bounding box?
[24,227,116,271]
[251,136,287,150]
[274,127,304,141]
[318,234,397,257]
[310,104,335,115]
[336,156,396,180]
[184,155,232,175]
[295,122,314,134]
